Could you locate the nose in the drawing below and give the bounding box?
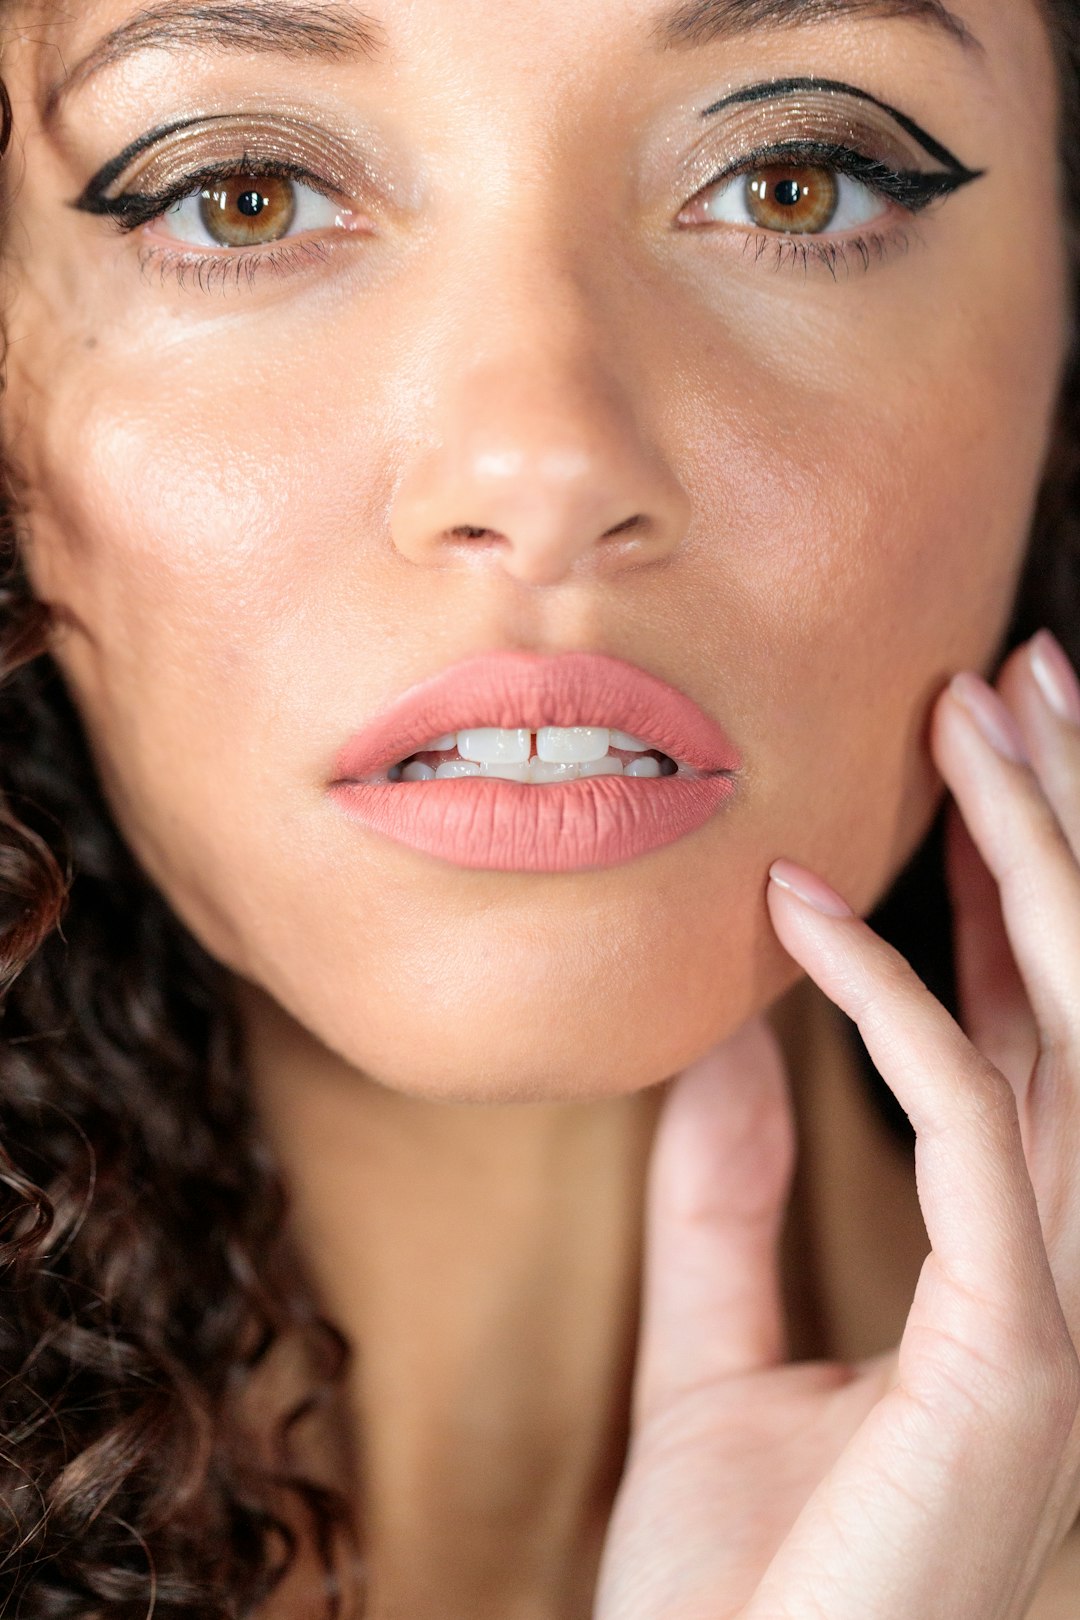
[389,261,692,587]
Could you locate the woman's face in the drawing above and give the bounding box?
[0,0,1068,1101]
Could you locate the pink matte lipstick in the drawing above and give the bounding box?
[328,650,742,872]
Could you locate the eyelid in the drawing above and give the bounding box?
[675,84,982,198]
[72,113,375,216]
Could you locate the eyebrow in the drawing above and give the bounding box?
[43,0,980,128]
[43,1,387,123]
[653,0,980,52]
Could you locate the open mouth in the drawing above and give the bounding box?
[372,725,699,784]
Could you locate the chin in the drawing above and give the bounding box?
[233,901,805,1106]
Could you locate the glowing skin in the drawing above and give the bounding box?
[0,0,1072,1612]
[2,0,1065,1101]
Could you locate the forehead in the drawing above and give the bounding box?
[0,0,1059,177]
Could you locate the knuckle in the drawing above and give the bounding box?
[1009,789,1074,871]
[969,1061,1021,1126]
[1004,1332,1080,1443]
[1051,1338,1080,1421]
[946,1050,1020,1133]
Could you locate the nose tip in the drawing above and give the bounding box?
[389,356,691,585]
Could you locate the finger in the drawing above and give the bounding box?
[766,864,1058,1326]
[946,785,1080,1259]
[631,1015,796,1432]
[930,671,1080,1058]
[760,864,1080,1618]
[997,631,1080,864]
[944,797,1038,1090]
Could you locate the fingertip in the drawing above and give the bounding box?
[768,858,854,919]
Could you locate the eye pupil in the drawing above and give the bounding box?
[237,188,266,218]
[773,178,803,208]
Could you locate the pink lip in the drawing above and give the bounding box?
[328,650,743,872]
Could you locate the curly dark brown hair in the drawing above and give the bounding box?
[1,6,1079,1616]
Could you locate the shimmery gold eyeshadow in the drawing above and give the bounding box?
[676,87,963,196]
[85,113,363,207]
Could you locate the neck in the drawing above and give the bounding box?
[234,979,665,1619]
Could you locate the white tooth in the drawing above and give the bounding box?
[435,759,482,778]
[402,761,437,781]
[624,755,661,778]
[609,729,651,752]
[429,733,457,751]
[577,757,624,778]
[528,759,581,783]
[458,727,531,765]
[479,762,532,782]
[536,725,610,763]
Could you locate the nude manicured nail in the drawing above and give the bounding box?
[769,859,854,918]
[1030,629,1080,728]
[949,673,1030,765]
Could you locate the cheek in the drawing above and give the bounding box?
[678,229,1066,907]
[9,346,399,963]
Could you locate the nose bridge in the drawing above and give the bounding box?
[388,207,691,585]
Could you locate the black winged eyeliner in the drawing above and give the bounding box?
[701,76,984,185]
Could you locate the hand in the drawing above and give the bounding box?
[593,630,1080,1620]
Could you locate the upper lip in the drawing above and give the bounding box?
[330,650,744,781]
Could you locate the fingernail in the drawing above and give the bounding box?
[768,859,853,918]
[1030,630,1080,728]
[949,673,1030,765]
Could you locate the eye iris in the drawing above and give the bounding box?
[745,164,839,234]
[198,173,297,246]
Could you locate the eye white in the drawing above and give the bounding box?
[697,170,887,233]
[159,179,350,246]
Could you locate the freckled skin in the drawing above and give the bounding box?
[0,0,1066,1107]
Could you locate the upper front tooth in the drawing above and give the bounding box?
[609,729,650,752]
[536,726,610,763]
[417,724,657,762]
[457,727,532,765]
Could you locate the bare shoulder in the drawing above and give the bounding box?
[1029,1522,1080,1618]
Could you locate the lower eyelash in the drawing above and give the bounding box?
[137,235,335,292]
[138,207,914,292]
[742,223,912,278]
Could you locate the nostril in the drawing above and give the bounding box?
[603,513,647,538]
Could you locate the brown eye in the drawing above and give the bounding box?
[198,174,297,246]
[744,164,839,233]
[681,157,887,237]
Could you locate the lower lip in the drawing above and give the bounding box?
[329,771,738,872]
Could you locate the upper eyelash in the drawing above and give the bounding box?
[692,139,974,217]
[74,154,338,231]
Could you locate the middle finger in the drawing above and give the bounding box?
[930,652,1080,1058]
